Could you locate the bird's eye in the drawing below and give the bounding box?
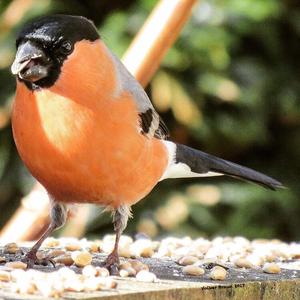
[60,40,73,54]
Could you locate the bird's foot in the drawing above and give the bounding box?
[103,252,120,275]
[22,250,56,268]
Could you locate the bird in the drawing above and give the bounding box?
[11,15,283,270]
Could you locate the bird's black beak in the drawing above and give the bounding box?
[11,41,49,82]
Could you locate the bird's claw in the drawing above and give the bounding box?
[103,252,120,275]
[202,262,229,270]
[22,251,56,268]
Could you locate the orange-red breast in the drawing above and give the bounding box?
[11,15,283,270]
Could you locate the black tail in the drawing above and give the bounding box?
[175,143,283,190]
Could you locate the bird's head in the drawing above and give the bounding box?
[11,15,99,90]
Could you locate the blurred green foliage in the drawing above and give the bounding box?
[0,0,299,241]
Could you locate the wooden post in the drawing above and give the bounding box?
[123,0,197,86]
[0,0,197,241]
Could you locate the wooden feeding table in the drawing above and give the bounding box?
[0,236,299,300]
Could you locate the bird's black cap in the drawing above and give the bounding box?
[16,15,99,47]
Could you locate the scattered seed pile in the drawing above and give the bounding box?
[0,235,300,297]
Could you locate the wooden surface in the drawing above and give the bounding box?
[1,278,300,300]
[0,253,300,300]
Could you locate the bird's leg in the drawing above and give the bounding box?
[22,201,67,267]
[104,205,131,273]
[104,221,121,271]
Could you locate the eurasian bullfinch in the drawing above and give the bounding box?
[11,15,283,270]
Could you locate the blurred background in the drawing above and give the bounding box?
[0,0,299,242]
